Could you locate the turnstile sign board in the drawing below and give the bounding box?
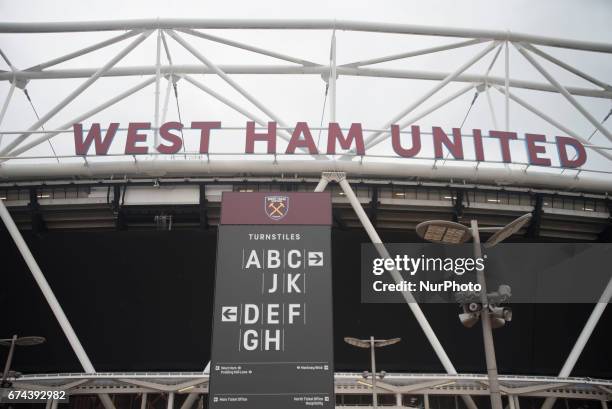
[209,192,334,408]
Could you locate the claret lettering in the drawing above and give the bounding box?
[73,121,588,168]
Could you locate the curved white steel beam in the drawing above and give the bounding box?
[0,19,610,53]
[2,65,609,99]
[178,28,320,66]
[1,159,610,192]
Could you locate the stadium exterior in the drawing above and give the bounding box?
[0,19,611,409]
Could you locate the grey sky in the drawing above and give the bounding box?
[0,0,611,180]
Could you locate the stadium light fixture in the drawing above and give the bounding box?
[344,336,400,409]
[0,335,46,387]
[415,213,532,247]
[415,220,471,244]
[415,213,531,409]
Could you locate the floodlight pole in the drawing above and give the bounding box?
[1,335,17,386]
[316,173,479,409]
[370,336,379,409]
[471,219,503,409]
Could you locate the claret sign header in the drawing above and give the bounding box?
[73,121,588,168]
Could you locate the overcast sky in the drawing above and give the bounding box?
[0,0,611,180]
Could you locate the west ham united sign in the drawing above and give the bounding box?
[209,192,334,408]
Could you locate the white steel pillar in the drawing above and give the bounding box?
[540,277,612,409]
[179,394,199,409]
[601,400,609,409]
[167,392,175,409]
[504,41,510,131]
[515,43,612,144]
[25,30,141,71]
[0,80,16,145]
[0,30,151,156]
[154,29,162,150]
[6,77,156,158]
[395,393,403,407]
[514,395,521,409]
[166,30,290,128]
[161,76,173,124]
[316,172,478,409]
[521,43,611,91]
[491,85,612,162]
[314,177,330,192]
[141,393,148,409]
[508,395,516,409]
[364,41,498,146]
[424,394,430,409]
[0,199,116,409]
[329,30,337,123]
[364,83,476,150]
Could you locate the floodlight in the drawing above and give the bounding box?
[415,220,472,244]
[374,338,401,348]
[484,213,532,248]
[0,336,46,346]
[344,337,370,348]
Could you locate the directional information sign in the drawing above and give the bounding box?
[209,192,334,408]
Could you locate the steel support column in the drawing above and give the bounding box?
[0,198,116,409]
[491,85,612,162]
[540,277,612,409]
[179,394,198,409]
[0,80,16,145]
[515,43,612,144]
[364,83,476,151]
[329,31,337,123]
[154,29,162,149]
[167,392,174,409]
[363,41,498,146]
[166,30,290,128]
[315,172,479,409]
[5,76,156,159]
[140,393,147,409]
[0,30,151,156]
[471,219,503,409]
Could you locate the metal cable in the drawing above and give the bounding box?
[316,30,335,150]
[316,83,329,149]
[561,106,612,174]
[23,88,60,163]
[441,91,479,166]
[172,81,187,158]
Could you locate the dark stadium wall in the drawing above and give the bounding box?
[1,228,611,377]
